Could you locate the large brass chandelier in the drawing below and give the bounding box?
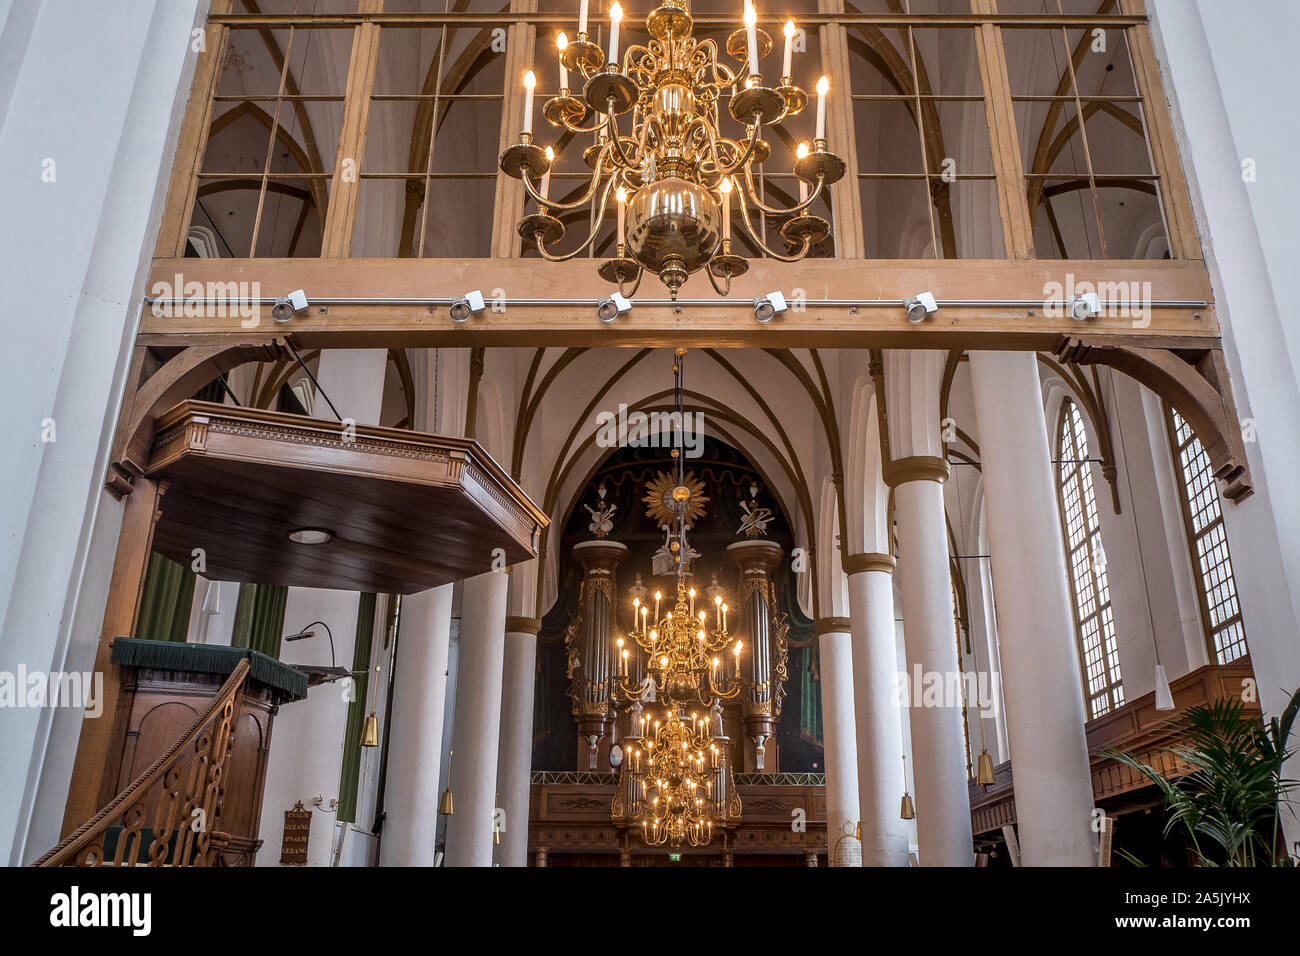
[499,0,846,299]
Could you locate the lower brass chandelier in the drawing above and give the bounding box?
[609,349,745,846]
[499,0,846,299]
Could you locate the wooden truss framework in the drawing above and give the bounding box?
[124,0,1250,510]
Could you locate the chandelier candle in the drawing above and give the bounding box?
[782,18,795,79]
[557,33,568,89]
[744,1,759,79]
[797,143,809,200]
[609,3,622,64]
[579,0,589,34]
[522,69,536,136]
[815,74,828,139]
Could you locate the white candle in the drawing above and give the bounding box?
[522,69,536,136]
[557,32,568,90]
[796,142,809,200]
[609,3,623,67]
[815,74,829,140]
[616,186,627,244]
[782,19,795,79]
[540,146,554,201]
[720,176,732,240]
[744,2,759,80]
[579,0,589,35]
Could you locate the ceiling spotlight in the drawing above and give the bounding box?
[1070,291,1102,321]
[450,290,486,323]
[596,292,632,323]
[752,291,788,323]
[272,289,309,324]
[288,527,333,545]
[904,292,938,324]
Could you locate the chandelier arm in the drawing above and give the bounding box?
[519,157,604,211]
[735,194,815,263]
[558,115,611,135]
[739,164,827,216]
[617,266,644,299]
[603,106,638,170]
[533,176,619,262]
[714,121,765,177]
[705,267,731,296]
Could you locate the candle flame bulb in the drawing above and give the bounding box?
[616,185,627,203]
[557,31,567,49]
[616,636,623,648]
[715,594,723,605]
[816,74,829,95]
[784,18,795,37]
[524,69,536,90]
[797,142,809,159]
[734,641,742,655]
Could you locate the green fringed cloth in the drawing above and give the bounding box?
[110,637,308,703]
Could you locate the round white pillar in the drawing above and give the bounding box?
[845,557,911,866]
[495,619,539,867]
[969,351,1096,866]
[379,583,453,867]
[894,476,974,866]
[815,621,861,866]
[444,570,509,867]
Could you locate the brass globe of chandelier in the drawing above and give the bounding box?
[499,0,845,299]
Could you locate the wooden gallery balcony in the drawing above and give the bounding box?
[969,659,1258,843]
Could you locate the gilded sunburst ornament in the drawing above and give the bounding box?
[643,470,708,528]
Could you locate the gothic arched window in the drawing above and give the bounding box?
[1056,399,1124,718]
[1165,408,1248,663]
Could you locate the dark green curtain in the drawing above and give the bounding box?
[337,592,378,824]
[231,583,289,659]
[134,553,196,642]
[801,644,823,746]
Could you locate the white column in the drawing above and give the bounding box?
[444,570,509,866]
[816,623,860,865]
[894,479,973,865]
[847,560,910,866]
[495,622,538,867]
[883,350,972,866]
[969,351,1096,866]
[380,583,454,867]
[0,0,207,865]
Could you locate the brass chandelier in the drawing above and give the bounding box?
[499,0,846,299]
[607,348,746,847]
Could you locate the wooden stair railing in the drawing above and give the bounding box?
[33,658,250,867]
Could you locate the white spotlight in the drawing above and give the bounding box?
[272,289,309,324]
[596,292,632,323]
[450,290,486,322]
[1070,292,1101,321]
[753,291,788,323]
[904,292,938,324]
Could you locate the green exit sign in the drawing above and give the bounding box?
[669,853,682,862]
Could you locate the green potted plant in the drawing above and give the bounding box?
[1099,686,1300,866]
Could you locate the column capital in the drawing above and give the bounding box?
[843,552,896,575]
[505,616,542,635]
[883,455,950,488]
[813,616,852,636]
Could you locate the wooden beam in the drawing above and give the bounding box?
[61,478,166,837]
[139,256,1217,349]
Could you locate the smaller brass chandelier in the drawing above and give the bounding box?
[624,708,721,847]
[499,0,846,299]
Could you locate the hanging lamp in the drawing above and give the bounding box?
[360,664,380,747]
[899,754,915,821]
[438,750,455,815]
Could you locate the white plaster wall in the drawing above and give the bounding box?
[1149,0,1300,846]
[0,0,208,865]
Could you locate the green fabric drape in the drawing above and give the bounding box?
[231,583,289,659]
[337,592,378,824]
[135,552,196,643]
[801,644,823,746]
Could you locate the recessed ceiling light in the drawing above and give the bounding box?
[288,528,333,545]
